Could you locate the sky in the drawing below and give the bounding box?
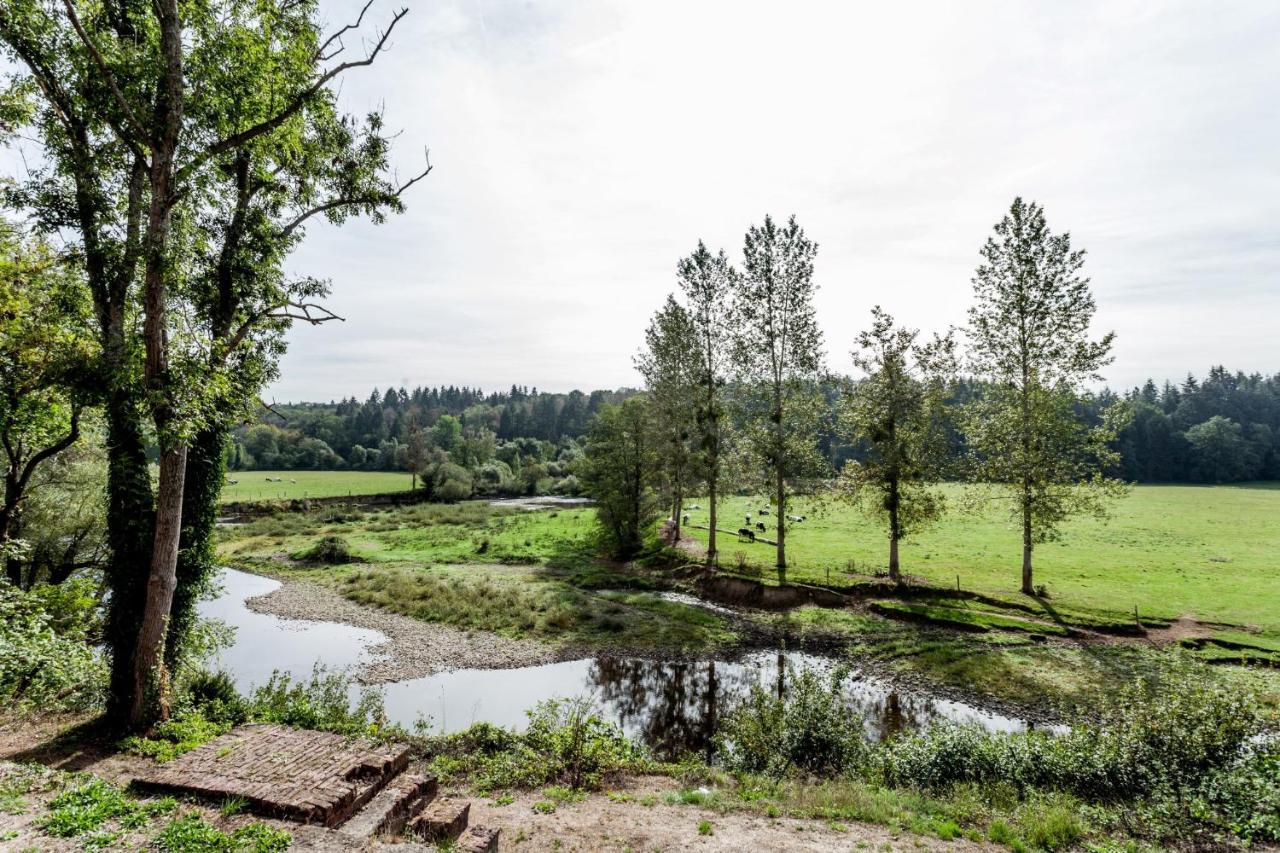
[14,1,1280,400]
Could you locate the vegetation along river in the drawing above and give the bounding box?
[202,568,1055,760]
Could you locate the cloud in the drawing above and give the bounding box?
[16,0,1280,399]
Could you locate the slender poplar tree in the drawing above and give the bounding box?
[730,215,825,579]
[964,197,1128,595]
[677,242,734,565]
[635,295,699,541]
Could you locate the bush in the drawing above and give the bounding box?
[182,669,247,726]
[874,668,1262,801]
[296,535,354,564]
[716,666,868,778]
[0,580,106,712]
[433,698,646,793]
[246,665,388,737]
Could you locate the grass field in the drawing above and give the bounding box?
[685,484,1280,635]
[220,470,413,502]
[216,487,1280,707]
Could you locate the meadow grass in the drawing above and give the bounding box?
[220,469,413,502]
[685,484,1280,635]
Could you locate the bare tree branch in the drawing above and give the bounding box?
[277,150,431,240]
[314,0,376,62]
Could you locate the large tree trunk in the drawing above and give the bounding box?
[128,444,187,727]
[164,427,226,671]
[103,390,156,726]
[2,471,21,586]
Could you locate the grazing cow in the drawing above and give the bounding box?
[682,514,690,525]
[290,479,297,484]
[755,522,766,533]
[690,504,701,510]
[758,508,770,515]
[744,514,752,526]
[228,479,238,485]
[787,514,806,523]
[737,527,756,542]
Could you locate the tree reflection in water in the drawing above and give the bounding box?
[587,652,1029,761]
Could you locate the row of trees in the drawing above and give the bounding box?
[596,199,1127,595]
[227,385,637,470]
[0,0,426,730]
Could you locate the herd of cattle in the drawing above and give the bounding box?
[678,504,806,542]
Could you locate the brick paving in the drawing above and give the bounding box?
[135,724,411,827]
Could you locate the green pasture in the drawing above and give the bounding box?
[220,470,413,502]
[685,484,1280,635]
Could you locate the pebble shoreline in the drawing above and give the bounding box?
[243,575,564,683]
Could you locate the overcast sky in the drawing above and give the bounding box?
[45,1,1280,400]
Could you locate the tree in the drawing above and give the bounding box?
[635,295,699,542]
[580,398,659,559]
[0,225,95,587]
[964,197,1128,595]
[839,307,956,583]
[730,215,825,578]
[404,411,428,491]
[677,242,735,564]
[1184,416,1250,483]
[1,0,424,728]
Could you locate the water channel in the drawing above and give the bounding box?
[201,568,1052,760]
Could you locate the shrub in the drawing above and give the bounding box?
[184,669,247,725]
[433,698,646,793]
[119,713,232,763]
[716,666,868,778]
[246,665,388,737]
[0,580,106,712]
[874,668,1262,801]
[296,535,354,564]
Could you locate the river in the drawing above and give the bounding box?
[200,568,1052,760]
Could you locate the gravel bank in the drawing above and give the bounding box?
[243,576,564,683]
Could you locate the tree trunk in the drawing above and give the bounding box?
[707,475,718,566]
[887,475,901,584]
[164,427,226,671]
[103,391,156,727]
[128,444,187,728]
[1021,494,1034,595]
[1,471,20,586]
[775,465,786,582]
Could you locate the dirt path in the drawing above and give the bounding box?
[244,574,565,682]
[467,777,996,852]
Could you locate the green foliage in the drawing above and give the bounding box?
[717,666,868,778]
[246,665,388,738]
[839,307,957,579]
[874,669,1261,801]
[119,714,232,763]
[430,698,647,793]
[0,579,105,711]
[39,778,175,839]
[964,197,1128,592]
[295,535,354,564]
[580,398,661,558]
[154,812,290,853]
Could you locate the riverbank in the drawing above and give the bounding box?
[242,571,563,683]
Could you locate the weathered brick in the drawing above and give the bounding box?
[456,825,501,853]
[133,724,410,827]
[411,797,470,841]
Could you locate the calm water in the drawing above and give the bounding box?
[202,568,1049,759]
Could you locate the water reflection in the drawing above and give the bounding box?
[206,569,1050,761]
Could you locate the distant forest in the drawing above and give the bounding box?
[230,366,1280,485]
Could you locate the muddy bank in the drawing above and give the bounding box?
[243,574,563,683]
